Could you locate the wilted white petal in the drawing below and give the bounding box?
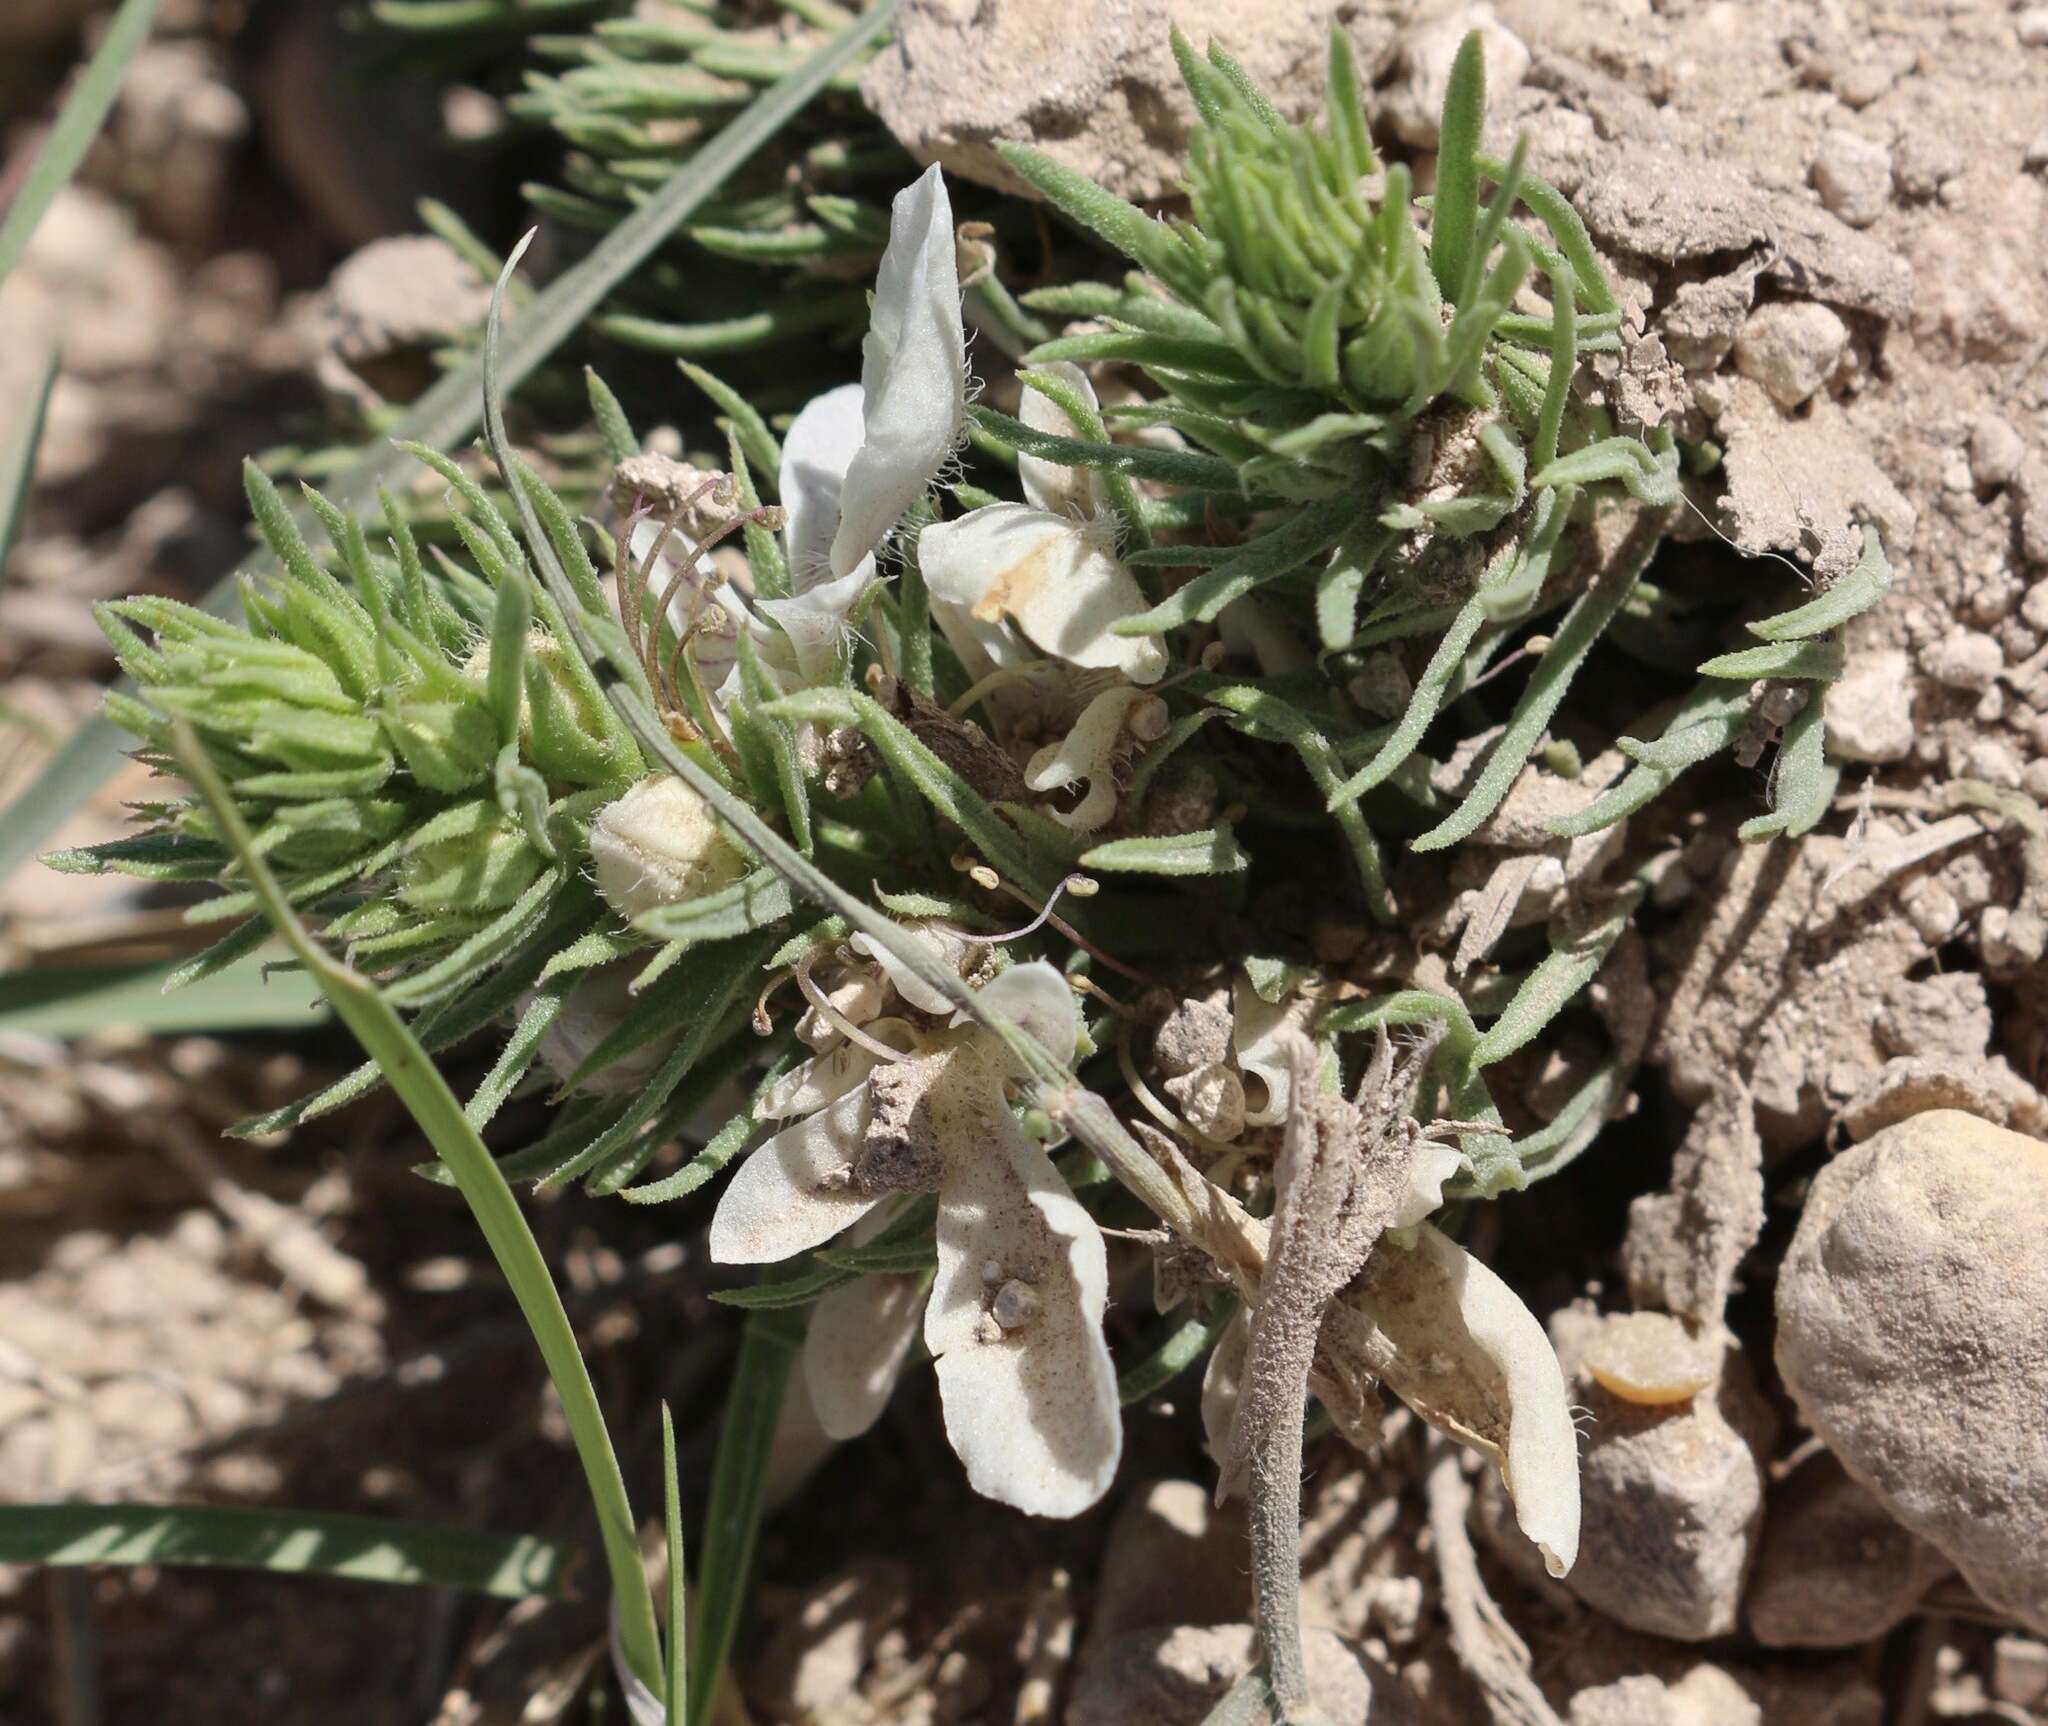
[1348,1223,1580,1577]
[760,1040,883,1121]
[1396,1140,1465,1229]
[1201,1307,1250,1481]
[779,382,867,590]
[851,925,969,1016]
[964,958,1078,1068]
[923,1042,1120,1515]
[1018,359,1104,519]
[707,1083,882,1264]
[756,563,872,686]
[919,504,1167,684]
[1024,686,1156,832]
[1231,977,1311,1127]
[829,164,965,577]
[803,1217,925,1440]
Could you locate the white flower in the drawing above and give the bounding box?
[919,364,1167,687]
[708,959,1121,1516]
[1022,685,1169,833]
[830,164,967,579]
[632,165,967,697]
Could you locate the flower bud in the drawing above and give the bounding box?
[589,773,749,922]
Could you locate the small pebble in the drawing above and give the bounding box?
[1733,302,1849,411]
[1581,1310,1720,1405]
[1923,628,2004,691]
[2028,126,2048,174]
[1994,1636,2048,1709]
[1811,130,1893,228]
[1971,416,2026,490]
[2019,8,2048,47]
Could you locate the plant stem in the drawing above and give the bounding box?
[170,722,667,1694]
[1246,1387,1317,1723]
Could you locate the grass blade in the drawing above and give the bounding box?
[688,1311,796,1726]
[0,1503,567,1599]
[0,0,166,290]
[168,719,666,1693]
[0,950,329,1037]
[663,1403,688,1726]
[0,0,903,893]
[0,344,58,588]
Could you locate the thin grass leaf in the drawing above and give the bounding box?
[1547,680,1749,839]
[969,407,1246,492]
[0,0,166,290]
[0,0,901,893]
[0,1503,568,1599]
[1696,634,1843,682]
[1113,498,1359,636]
[687,1310,796,1726]
[662,1405,688,1726]
[169,721,663,1692]
[0,344,58,587]
[0,950,327,1037]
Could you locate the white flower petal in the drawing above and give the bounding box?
[1201,1307,1250,1483]
[1397,1139,1465,1228]
[829,164,965,577]
[779,382,867,591]
[803,1232,925,1441]
[919,504,1167,684]
[1231,977,1305,1127]
[707,1082,883,1264]
[1018,359,1104,519]
[965,959,1079,1068]
[1348,1223,1581,1577]
[923,1044,1120,1516]
[760,1041,882,1122]
[850,925,968,1016]
[756,562,872,686]
[1023,686,1149,833]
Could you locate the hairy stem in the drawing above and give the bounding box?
[1247,1386,1318,1723]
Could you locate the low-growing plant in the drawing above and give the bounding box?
[52,24,1892,1720]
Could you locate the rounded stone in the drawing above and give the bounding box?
[1775,1111,2048,1634]
[1733,302,1850,411]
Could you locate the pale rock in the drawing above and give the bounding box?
[1993,1636,2048,1709]
[2021,581,2048,633]
[311,235,492,408]
[2019,8,2048,47]
[1810,131,1892,229]
[1965,737,2024,788]
[1923,628,2003,691]
[1569,1666,1761,1726]
[1970,416,2026,491]
[1745,1450,1948,1646]
[2019,463,2048,567]
[1775,1111,2048,1634]
[1552,1310,1776,1641]
[1661,271,1756,373]
[1381,6,1530,149]
[1823,647,1913,763]
[861,0,1368,202]
[1733,302,1850,411]
[1067,1624,1414,1726]
[2028,126,2048,174]
[1894,130,1962,201]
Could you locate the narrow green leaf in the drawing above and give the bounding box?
[0,1503,567,1599]
[970,406,1245,492]
[169,721,663,1693]
[0,0,166,290]
[688,1311,795,1726]
[1080,826,1248,877]
[0,344,58,588]
[1745,526,1891,640]
[1430,32,1485,305]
